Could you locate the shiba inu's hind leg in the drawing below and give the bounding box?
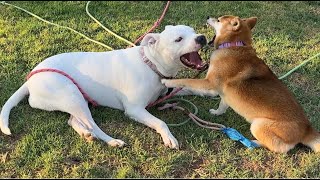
[250,119,297,153]
[301,128,320,152]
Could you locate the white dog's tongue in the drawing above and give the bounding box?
[181,52,208,71]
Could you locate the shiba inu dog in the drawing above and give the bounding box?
[162,15,320,153]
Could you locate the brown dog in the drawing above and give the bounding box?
[162,15,320,153]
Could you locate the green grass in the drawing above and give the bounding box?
[0,1,320,178]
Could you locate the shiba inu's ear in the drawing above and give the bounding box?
[243,17,257,29]
[231,17,241,31]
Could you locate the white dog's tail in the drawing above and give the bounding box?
[0,83,29,135]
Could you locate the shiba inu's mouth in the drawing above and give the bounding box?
[208,35,216,47]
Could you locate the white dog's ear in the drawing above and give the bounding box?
[165,25,174,30]
[140,33,160,46]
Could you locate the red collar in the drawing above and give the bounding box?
[140,47,173,79]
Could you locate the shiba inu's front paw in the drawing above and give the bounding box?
[209,108,226,116]
[161,79,177,88]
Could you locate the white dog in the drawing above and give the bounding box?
[0,25,207,149]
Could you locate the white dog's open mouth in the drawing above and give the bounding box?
[180,52,208,71]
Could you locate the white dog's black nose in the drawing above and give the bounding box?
[196,35,207,46]
[207,16,210,20]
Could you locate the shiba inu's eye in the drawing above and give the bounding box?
[217,19,220,22]
[175,37,183,42]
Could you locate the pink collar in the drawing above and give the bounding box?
[218,41,245,49]
[140,47,172,79]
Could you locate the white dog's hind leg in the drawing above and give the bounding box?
[27,75,126,147]
[32,93,126,147]
[68,105,126,147]
[125,106,179,149]
[68,115,96,142]
[46,95,126,147]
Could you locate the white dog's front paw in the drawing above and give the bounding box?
[107,139,126,147]
[0,126,11,135]
[160,132,179,149]
[209,108,225,116]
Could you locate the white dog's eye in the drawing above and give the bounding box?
[175,37,183,42]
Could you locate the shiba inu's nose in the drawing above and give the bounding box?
[196,35,207,46]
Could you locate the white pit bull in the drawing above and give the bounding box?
[0,25,207,149]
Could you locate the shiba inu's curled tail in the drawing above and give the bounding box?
[0,83,29,135]
[302,127,320,152]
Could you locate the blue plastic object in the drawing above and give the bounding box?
[222,127,260,149]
